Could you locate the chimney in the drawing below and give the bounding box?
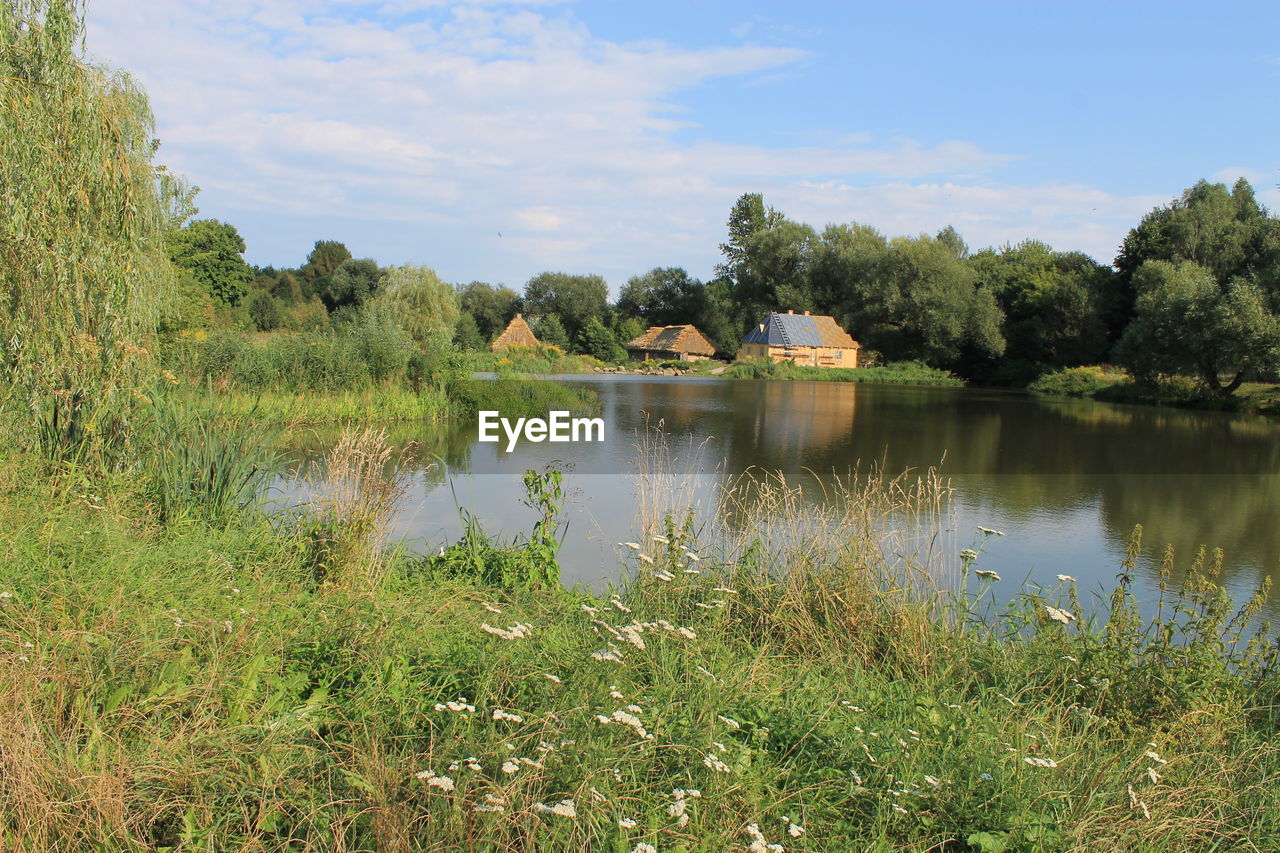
[787,309,794,314]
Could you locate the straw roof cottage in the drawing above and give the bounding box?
[491,313,540,350]
[625,324,720,361]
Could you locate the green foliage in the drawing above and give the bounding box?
[369,263,459,348]
[300,239,352,293]
[168,219,254,306]
[575,316,626,362]
[1,0,173,444]
[453,312,486,351]
[1115,260,1280,398]
[247,290,282,332]
[1028,365,1125,398]
[523,271,609,344]
[324,258,383,311]
[533,313,570,350]
[726,357,963,386]
[459,281,521,341]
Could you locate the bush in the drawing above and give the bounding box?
[247,290,281,331]
[1029,365,1126,397]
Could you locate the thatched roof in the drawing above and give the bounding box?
[741,311,859,349]
[491,313,540,350]
[626,324,718,356]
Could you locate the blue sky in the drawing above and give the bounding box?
[85,1,1280,293]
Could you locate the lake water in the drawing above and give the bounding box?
[281,376,1280,618]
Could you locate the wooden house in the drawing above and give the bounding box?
[491,313,540,350]
[738,310,860,368]
[625,324,720,361]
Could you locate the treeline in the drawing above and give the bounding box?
[169,179,1280,399]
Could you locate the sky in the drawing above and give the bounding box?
[84,0,1280,294]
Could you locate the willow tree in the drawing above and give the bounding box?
[1,0,180,451]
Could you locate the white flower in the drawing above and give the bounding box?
[533,799,577,818]
[0,591,12,600]
[482,601,503,613]
[977,526,1005,536]
[492,708,523,723]
[434,699,476,713]
[712,586,738,594]
[703,753,731,773]
[414,770,455,791]
[610,596,632,613]
[631,844,656,853]
[626,704,644,714]
[960,549,980,562]
[684,552,700,561]
[678,627,697,640]
[501,760,519,774]
[618,817,638,829]
[638,554,654,565]
[651,534,669,544]
[473,804,503,812]
[974,569,1000,581]
[654,570,674,582]
[1023,756,1059,768]
[1146,767,1161,784]
[1144,750,1167,765]
[978,772,994,781]
[621,542,642,550]
[717,714,741,729]
[788,822,805,837]
[1056,574,1076,583]
[592,647,624,663]
[480,622,533,640]
[1043,605,1075,624]
[923,775,941,788]
[581,604,600,615]
[543,673,562,684]
[610,687,625,699]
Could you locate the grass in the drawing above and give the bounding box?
[1030,366,1280,416]
[1,434,1277,851]
[721,357,965,387]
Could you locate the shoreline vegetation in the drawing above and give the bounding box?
[2,433,1278,850]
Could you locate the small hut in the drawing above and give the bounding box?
[625,324,719,362]
[491,313,540,351]
[738,310,860,368]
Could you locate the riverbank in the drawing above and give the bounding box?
[1029,366,1280,417]
[2,437,1276,851]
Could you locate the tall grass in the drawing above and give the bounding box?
[0,436,1277,850]
[724,357,964,386]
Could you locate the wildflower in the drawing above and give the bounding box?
[977,526,1005,536]
[618,624,647,649]
[1056,574,1076,583]
[787,821,805,837]
[434,699,476,713]
[717,714,741,729]
[1146,767,1160,784]
[1,592,14,600]
[533,799,577,818]
[492,708,523,723]
[230,587,240,594]
[473,804,503,812]
[678,627,697,640]
[590,787,607,803]
[1043,605,1075,624]
[683,568,701,574]
[685,552,701,562]
[501,760,519,774]
[712,586,738,594]
[974,569,1000,581]
[960,549,979,562]
[654,569,675,582]
[519,756,545,769]
[923,775,941,788]
[621,541,642,550]
[581,604,600,615]
[1144,750,1167,765]
[484,793,507,805]
[978,772,994,781]
[610,596,632,613]
[651,534,669,544]
[223,620,233,633]
[713,741,727,751]
[696,665,716,679]
[481,622,533,640]
[543,673,562,684]
[612,709,652,739]
[626,704,644,714]
[596,714,613,724]
[592,647,624,663]
[482,601,503,613]
[414,770,455,791]
[1023,757,1059,768]
[703,752,731,773]
[631,844,656,853]
[892,804,908,814]
[638,554,654,565]
[610,686,626,699]
[695,600,726,609]
[618,817,638,829]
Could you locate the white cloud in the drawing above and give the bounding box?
[84,1,1173,285]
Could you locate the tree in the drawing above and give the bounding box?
[453,312,485,351]
[372,264,459,348]
[716,192,784,281]
[523,272,609,344]
[733,219,819,324]
[577,317,626,362]
[534,313,569,350]
[247,290,281,332]
[2,0,176,414]
[617,267,709,327]
[1116,260,1280,398]
[324,258,383,311]
[459,281,521,340]
[301,240,352,288]
[167,219,254,306]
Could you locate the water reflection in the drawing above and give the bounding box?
[277,377,1280,617]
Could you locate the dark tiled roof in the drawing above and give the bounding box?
[626,324,717,355]
[741,313,859,348]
